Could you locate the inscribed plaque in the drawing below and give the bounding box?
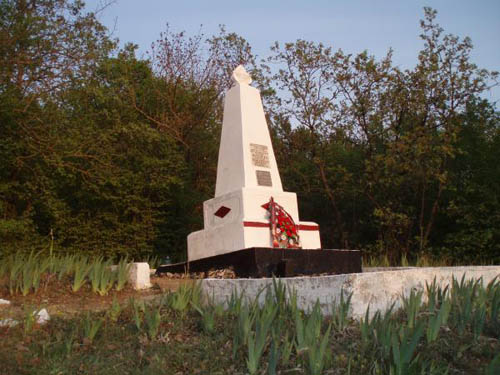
[256,170,272,187]
[250,143,270,168]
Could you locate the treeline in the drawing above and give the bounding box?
[1,1,498,264]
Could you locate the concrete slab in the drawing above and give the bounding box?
[200,266,500,319]
[128,262,152,290]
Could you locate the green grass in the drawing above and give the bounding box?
[1,277,499,374]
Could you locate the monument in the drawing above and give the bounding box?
[187,66,321,261]
[158,66,361,277]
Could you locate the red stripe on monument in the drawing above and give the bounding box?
[243,221,319,231]
[243,221,270,228]
[298,224,320,231]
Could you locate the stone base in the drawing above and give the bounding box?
[187,188,321,261]
[157,248,362,278]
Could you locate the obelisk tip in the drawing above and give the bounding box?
[231,65,252,85]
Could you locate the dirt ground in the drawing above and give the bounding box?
[0,274,195,319]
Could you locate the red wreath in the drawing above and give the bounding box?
[262,197,301,249]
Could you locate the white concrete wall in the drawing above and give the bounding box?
[200,266,500,319]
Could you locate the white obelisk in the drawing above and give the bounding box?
[187,66,320,261]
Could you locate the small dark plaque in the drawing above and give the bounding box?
[214,206,231,218]
[256,170,272,187]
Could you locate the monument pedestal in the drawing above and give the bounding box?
[188,188,321,261]
[158,248,361,278]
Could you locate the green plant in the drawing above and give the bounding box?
[426,277,449,314]
[8,254,23,295]
[245,301,276,375]
[390,322,424,375]
[307,323,332,375]
[89,257,115,296]
[226,289,244,316]
[72,257,91,292]
[20,261,38,296]
[267,336,279,375]
[115,257,131,291]
[129,298,145,331]
[426,299,451,343]
[23,306,39,334]
[233,304,256,359]
[448,275,485,336]
[83,312,103,344]
[485,277,500,336]
[63,327,77,358]
[144,304,162,340]
[58,254,77,281]
[192,303,216,334]
[89,256,105,293]
[294,301,332,374]
[109,296,122,322]
[332,289,352,332]
[402,289,423,329]
[280,331,293,368]
[485,353,500,375]
[168,282,201,314]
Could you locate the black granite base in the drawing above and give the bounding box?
[156,248,362,278]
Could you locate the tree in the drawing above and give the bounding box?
[264,8,498,263]
[435,99,500,264]
[0,0,116,254]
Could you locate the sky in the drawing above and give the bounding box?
[85,0,500,104]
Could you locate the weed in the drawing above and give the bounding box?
[115,257,131,291]
[402,288,423,329]
[72,257,91,292]
[130,298,145,331]
[168,282,201,314]
[332,289,352,332]
[233,304,256,359]
[426,299,451,343]
[83,312,103,344]
[23,306,39,334]
[390,322,424,374]
[144,303,162,340]
[192,302,216,334]
[246,301,276,375]
[109,296,121,322]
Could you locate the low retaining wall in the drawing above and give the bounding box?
[200,266,500,319]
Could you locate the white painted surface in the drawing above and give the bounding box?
[187,66,321,261]
[128,262,152,290]
[215,77,283,196]
[200,266,500,319]
[298,221,321,249]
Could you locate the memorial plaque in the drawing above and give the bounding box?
[256,170,272,187]
[250,143,270,168]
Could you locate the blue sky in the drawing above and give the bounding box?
[85,0,500,104]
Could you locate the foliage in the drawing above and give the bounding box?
[264,8,498,263]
